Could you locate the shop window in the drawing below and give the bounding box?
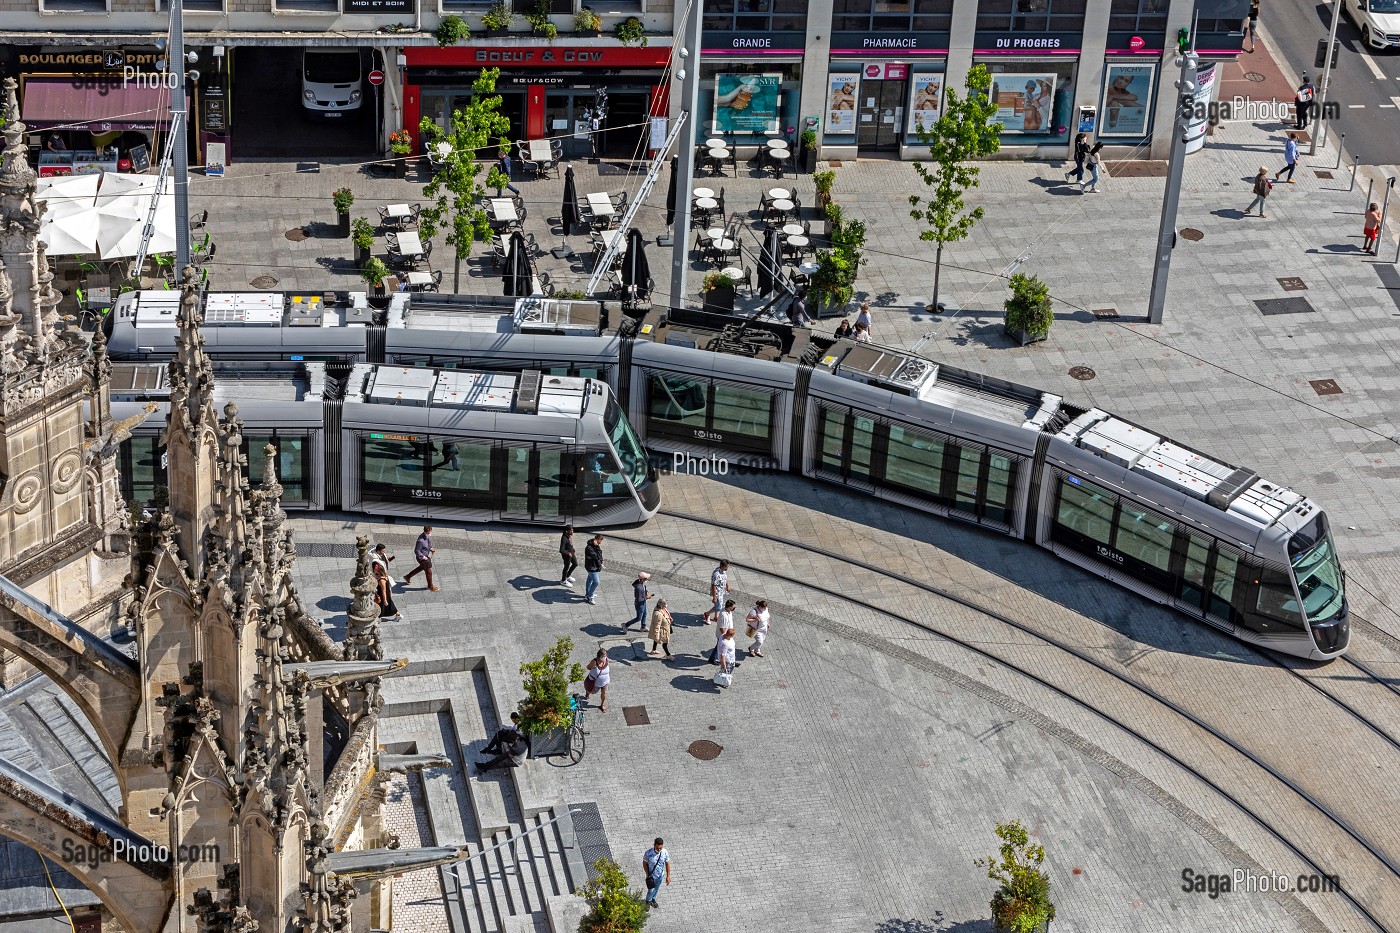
[157,0,226,12]
[980,61,1078,139]
[835,0,951,30]
[512,0,573,12]
[704,0,806,31]
[40,0,109,10]
[275,0,338,12]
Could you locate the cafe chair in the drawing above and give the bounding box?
[192,242,217,267]
[189,209,208,232]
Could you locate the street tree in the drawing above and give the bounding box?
[419,66,511,291]
[908,63,1002,315]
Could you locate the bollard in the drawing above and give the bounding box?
[1365,178,1374,214]
[1378,177,1395,257]
[1350,156,1359,192]
[1334,133,1345,171]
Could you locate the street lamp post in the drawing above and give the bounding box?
[667,0,704,312]
[1309,0,1342,157]
[1146,49,1199,325]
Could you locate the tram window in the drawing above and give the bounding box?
[124,436,168,507]
[983,454,1015,524]
[1055,477,1114,545]
[883,426,946,497]
[605,399,651,489]
[648,375,708,429]
[953,445,983,512]
[361,436,426,499]
[711,385,774,444]
[818,408,846,472]
[1245,565,1305,632]
[579,449,628,499]
[1179,535,1211,610]
[426,440,494,499]
[1113,505,1174,573]
[243,434,308,503]
[849,416,876,480]
[1209,549,1242,621]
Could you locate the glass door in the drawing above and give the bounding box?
[503,445,574,521]
[857,79,907,151]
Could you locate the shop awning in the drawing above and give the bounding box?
[21,76,180,132]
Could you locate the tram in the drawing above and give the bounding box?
[104,289,1348,659]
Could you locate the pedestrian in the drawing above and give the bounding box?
[855,300,873,334]
[703,559,731,624]
[1245,0,1259,52]
[403,526,439,591]
[642,838,670,909]
[629,572,655,630]
[583,648,611,712]
[1081,141,1102,193]
[584,533,604,604]
[477,713,529,772]
[1364,202,1381,254]
[1275,132,1299,184]
[833,318,853,340]
[1066,131,1089,183]
[649,598,675,659]
[709,599,736,664]
[1244,166,1272,218]
[373,562,402,622]
[853,321,872,342]
[1294,75,1315,129]
[746,598,771,658]
[788,290,812,327]
[715,626,736,688]
[371,542,395,576]
[559,525,578,587]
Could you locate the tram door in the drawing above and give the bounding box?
[503,446,573,521]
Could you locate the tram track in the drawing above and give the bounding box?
[601,507,1400,932]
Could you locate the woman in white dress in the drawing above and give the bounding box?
[746,599,771,657]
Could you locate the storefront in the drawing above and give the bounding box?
[823,33,948,157]
[970,31,1083,151]
[0,46,184,175]
[697,30,807,146]
[403,46,671,161]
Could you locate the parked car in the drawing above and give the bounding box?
[1343,0,1400,50]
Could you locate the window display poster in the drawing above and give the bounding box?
[1100,63,1154,136]
[713,73,782,134]
[989,74,1056,133]
[908,74,943,133]
[827,75,858,134]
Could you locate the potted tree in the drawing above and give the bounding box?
[351,217,375,266]
[813,170,835,212]
[800,128,819,173]
[332,187,354,238]
[361,256,390,303]
[574,6,602,35]
[528,0,558,40]
[435,14,470,47]
[822,200,843,240]
[702,270,736,314]
[517,637,585,758]
[576,858,649,933]
[807,249,854,318]
[1002,272,1053,346]
[481,0,513,36]
[976,819,1056,933]
[614,15,647,47]
[389,129,413,177]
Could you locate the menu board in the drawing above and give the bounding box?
[827,75,858,135]
[129,144,150,173]
[989,74,1056,134]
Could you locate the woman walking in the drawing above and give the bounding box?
[584,649,612,712]
[649,598,675,659]
[1245,167,1272,218]
[709,599,737,664]
[1081,142,1102,193]
[715,627,736,689]
[746,599,771,657]
[373,563,402,622]
[1066,132,1089,184]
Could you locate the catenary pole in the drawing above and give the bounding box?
[1309,0,1341,156]
[170,0,191,269]
[1146,47,1198,325]
[667,0,704,312]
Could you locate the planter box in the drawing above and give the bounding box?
[354,244,371,266]
[702,285,735,315]
[1004,325,1048,346]
[336,213,351,239]
[482,27,509,38]
[802,148,817,174]
[529,726,571,759]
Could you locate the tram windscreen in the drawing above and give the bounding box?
[605,398,651,489]
[1289,515,1345,623]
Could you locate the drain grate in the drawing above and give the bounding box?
[1068,366,1097,381]
[1091,308,1119,319]
[1315,170,1334,180]
[687,739,723,761]
[567,801,615,883]
[622,706,650,726]
[251,275,279,289]
[1308,378,1343,396]
[1179,228,1204,241]
[285,227,309,242]
[1277,276,1307,291]
[1255,297,1316,315]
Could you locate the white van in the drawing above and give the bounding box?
[301,50,363,119]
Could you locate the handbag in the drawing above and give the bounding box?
[713,668,732,687]
[746,626,756,638]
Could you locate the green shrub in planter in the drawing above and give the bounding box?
[615,16,646,46]
[576,858,649,933]
[481,0,513,31]
[360,257,389,288]
[976,819,1056,933]
[1002,272,1053,345]
[574,6,601,32]
[332,187,354,215]
[555,288,590,300]
[351,217,375,251]
[517,637,585,735]
[435,14,470,46]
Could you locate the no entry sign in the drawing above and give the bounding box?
[367,70,385,86]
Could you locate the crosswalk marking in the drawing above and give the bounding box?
[1349,104,1366,108]
[1360,49,1388,80]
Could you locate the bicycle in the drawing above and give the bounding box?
[566,693,588,764]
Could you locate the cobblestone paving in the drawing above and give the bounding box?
[382,773,451,932]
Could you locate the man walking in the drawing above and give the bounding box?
[703,559,731,625]
[642,838,670,909]
[403,526,439,591]
[1294,75,1315,130]
[1275,132,1299,184]
[629,572,654,630]
[559,525,577,587]
[584,533,604,604]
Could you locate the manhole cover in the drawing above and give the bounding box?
[1243,71,1266,82]
[687,740,723,761]
[1091,308,1119,319]
[1255,297,1316,315]
[622,706,650,726]
[1315,170,1334,179]
[1179,228,1204,241]
[285,227,309,242]
[1068,366,1096,381]
[1308,378,1343,396]
[1277,276,1307,291]
[251,275,279,290]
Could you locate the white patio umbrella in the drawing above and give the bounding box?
[38,210,100,256]
[95,175,177,260]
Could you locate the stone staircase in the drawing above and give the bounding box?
[380,658,602,933]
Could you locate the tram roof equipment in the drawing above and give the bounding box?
[351,366,592,419]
